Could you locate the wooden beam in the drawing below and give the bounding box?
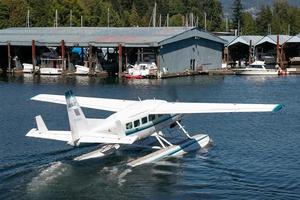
[88,44,92,73]
[249,40,252,64]
[32,40,36,72]
[61,40,65,70]
[7,42,11,72]
[118,44,122,78]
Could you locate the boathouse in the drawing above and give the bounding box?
[0,27,225,77]
[221,34,300,69]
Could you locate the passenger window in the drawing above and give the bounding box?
[134,119,140,127]
[141,116,148,124]
[149,114,156,121]
[126,122,133,130]
[158,114,163,118]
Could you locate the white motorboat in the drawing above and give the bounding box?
[234,61,279,75]
[22,63,39,73]
[125,62,158,78]
[75,65,89,75]
[38,51,65,75]
[39,67,62,75]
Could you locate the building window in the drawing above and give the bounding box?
[134,119,140,127]
[190,59,195,71]
[141,116,148,124]
[126,122,133,130]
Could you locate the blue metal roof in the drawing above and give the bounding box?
[0,27,224,47]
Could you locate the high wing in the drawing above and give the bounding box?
[31,94,137,112]
[150,102,283,114]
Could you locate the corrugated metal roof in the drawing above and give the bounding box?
[226,35,264,47]
[159,27,227,45]
[286,35,300,43]
[0,27,224,47]
[256,35,291,46]
[218,36,237,46]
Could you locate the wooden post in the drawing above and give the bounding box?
[249,40,252,64]
[32,40,36,72]
[61,40,65,71]
[156,48,160,77]
[81,47,84,63]
[125,48,128,68]
[281,43,286,69]
[88,44,92,73]
[276,34,280,68]
[7,43,11,72]
[118,43,122,78]
[137,48,140,62]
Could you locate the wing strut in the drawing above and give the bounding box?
[176,121,192,138]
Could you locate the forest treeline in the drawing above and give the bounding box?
[0,0,299,35]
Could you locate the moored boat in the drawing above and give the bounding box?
[234,60,279,75]
[124,62,158,79]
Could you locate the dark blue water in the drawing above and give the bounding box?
[0,74,299,199]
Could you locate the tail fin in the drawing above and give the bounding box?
[65,90,89,146]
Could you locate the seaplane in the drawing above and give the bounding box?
[26,90,283,167]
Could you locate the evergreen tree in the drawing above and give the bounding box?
[0,1,9,28]
[242,12,256,35]
[232,0,243,32]
[256,5,273,35]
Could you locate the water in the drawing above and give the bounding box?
[0,74,299,199]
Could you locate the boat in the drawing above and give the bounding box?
[75,64,89,75]
[39,51,65,75]
[124,62,158,79]
[234,60,279,75]
[22,63,39,73]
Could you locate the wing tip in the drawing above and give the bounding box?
[273,104,283,112]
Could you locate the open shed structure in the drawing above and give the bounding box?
[220,34,300,69]
[284,35,300,68]
[0,27,225,77]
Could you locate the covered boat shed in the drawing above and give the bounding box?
[220,35,263,67]
[284,35,300,68]
[0,27,225,77]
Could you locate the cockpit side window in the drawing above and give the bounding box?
[126,122,133,130]
[149,114,156,121]
[141,116,148,124]
[134,119,140,127]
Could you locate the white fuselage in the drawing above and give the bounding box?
[89,100,182,142]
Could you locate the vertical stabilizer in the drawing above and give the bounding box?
[65,90,89,146]
[35,115,48,132]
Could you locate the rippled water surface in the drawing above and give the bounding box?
[0,74,299,199]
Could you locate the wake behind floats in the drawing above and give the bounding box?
[26,90,283,167]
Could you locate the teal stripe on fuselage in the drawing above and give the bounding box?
[125,114,178,136]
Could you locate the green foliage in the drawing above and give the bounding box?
[242,12,256,35]
[256,5,273,35]
[169,13,183,26]
[255,1,300,35]
[0,0,299,36]
[0,1,9,28]
[232,0,243,30]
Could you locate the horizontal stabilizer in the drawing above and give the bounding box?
[26,129,72,142]
[26,128,137,144]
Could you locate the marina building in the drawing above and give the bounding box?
[0,27,225,77]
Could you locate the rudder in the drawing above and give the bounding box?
[65,90,89,146]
